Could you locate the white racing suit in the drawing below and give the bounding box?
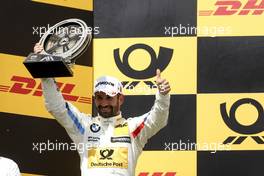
[41,78,170,176]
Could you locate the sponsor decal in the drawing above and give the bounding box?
[100,149,114,159]
[0,53,92,117]
[0,75,91,104]
[114,122,129,136]
[197,94,264,150]
[220,98,264,144]
[199,0,264,16]
[88,136,100,142]
[94,37,196,95]
[114,43,173,91]
[111,137,131,143]
[115,122,128,128]
[114,44,173,79]
[90,123,101,133]
[95,81,114,88]
[88,148,128,168]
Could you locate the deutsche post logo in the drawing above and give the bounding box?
[88,148,128,168]
[114,43,173,90]
[199,0,264,16]
[99,149,114,160]
[220,98,264,144]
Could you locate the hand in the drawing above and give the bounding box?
[156,69,171,95]
[33,43,43,54]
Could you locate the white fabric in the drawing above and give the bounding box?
[0,157,21,176]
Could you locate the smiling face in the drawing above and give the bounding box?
[94,91,124,118]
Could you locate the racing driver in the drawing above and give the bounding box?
[34,43,171,176]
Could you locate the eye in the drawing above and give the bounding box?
[95,95,103,100]
[106,95,113,100]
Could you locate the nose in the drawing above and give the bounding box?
[99,99,109,107]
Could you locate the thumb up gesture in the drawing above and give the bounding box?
[156,69,171,95]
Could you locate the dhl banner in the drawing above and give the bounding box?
[198,0,264,36]
[0,53,92,119]
[94,37,197,95]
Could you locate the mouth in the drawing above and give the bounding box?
[97,105,115,118]
[100,107,111,112]
[99,106,112,113]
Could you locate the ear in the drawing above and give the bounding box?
[119,94,125,105]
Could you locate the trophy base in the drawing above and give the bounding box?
[23,53,73,78]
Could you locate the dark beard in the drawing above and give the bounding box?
[97,105,116,118]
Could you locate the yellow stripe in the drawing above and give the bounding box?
[22,173,45,176]
[31,0,93,11]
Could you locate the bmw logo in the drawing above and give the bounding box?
[90,123,101,133]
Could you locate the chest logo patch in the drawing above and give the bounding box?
[90,123,101,133]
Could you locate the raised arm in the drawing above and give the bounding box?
[129,69,171,148]
[34,43,88,144]
[41,78,88,145]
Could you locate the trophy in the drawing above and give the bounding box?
[24,19,92,78]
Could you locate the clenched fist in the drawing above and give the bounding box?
[33,43,43,54]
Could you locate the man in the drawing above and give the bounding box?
[34,43,171,176]
[0,157,21,176]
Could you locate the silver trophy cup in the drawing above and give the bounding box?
[24,18,92,78]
